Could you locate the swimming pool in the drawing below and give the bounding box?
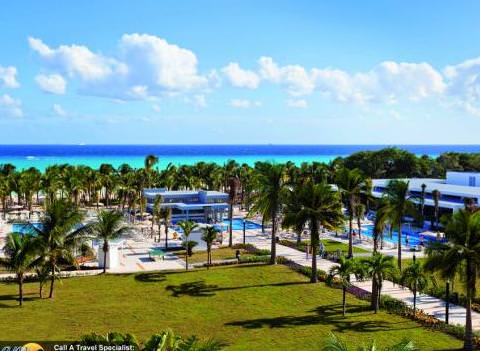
[215,218,262,231]
[12,222,42,235]
[359,224,441,246]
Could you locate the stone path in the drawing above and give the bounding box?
[242,230,480,330]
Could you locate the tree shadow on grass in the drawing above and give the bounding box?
[225,303,401,333]
[165,280,309,297]
[0,293,39,308]
[134,272,166,283]
[166,281,218,297]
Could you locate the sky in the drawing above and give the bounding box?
[1,0,480,144]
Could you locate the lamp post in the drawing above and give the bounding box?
[243,218,246,245]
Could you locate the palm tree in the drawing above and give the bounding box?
[282,181,344,283]
[201,226,219,269]
[92,210,129,274]
[144,154,159,172]
[420,183,427,218]
[153,196,163,239]
[322,333,415,351]
[431,189,440,231]
[28,200,90,298]
[0,233,36,306]
[178,220,198,270]
[380,180,419,270]
[143,329,224,351]
[328,256,360,316]
[400,260,428,317]
[335,167,365,258]
[249,163,286,264]
[424,209,480,351]
[361,253,396,313]
[372,207,388,253]
[228,177,240,247]
[161,207,172,249]
[354,203,365,241]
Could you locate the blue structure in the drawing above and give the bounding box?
[143,188,229,223]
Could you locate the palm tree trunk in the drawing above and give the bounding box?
[18,274,23,306]
[348,214,353,258]
[185,250,189,270]
[228,203,233,247]
[270,213,277,265]
[371,276,378,312]
[357,216,362,241]
[464,260,474,351]
[103,241,109,274]
[310,220,319,283]
[342,286,346,317]
[397,221,402,270]
[413,286,417,317]
[49,264,55,298]
[165,224,169,249]
[377,280,383,312]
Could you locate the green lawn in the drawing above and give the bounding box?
[320,239,370,253]
[0,265,461,350]
[171,247,252,264]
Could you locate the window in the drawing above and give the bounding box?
[469,176,476,187]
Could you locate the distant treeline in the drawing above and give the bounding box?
[332,147,480,179]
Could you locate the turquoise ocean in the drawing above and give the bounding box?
[1,145,480,171]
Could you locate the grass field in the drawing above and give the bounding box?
[171,247,253,264]
[0,264,461,350]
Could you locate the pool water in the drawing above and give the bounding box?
[12,223,42,235]
[215,218,262,231]
[359,224,441,246]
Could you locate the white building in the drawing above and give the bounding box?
[372,171,480,216]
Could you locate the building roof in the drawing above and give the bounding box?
[372,178,480,197]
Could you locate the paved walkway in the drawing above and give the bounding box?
[240,230,480,330]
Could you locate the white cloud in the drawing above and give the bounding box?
[35,74,67,94]
[444,57,480,115]
[152,104,161,112]
[230,99,261,108]
[0,94,23,118]
[28,37,127,82]
[52,104,67,117]
[29,34,212,101]
[119,33,207,91]
[259,57,314,96]
[286,99,307,108]
[0,66,20,88]
[222,62,260,89]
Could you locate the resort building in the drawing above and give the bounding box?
[372,171,480,222]
[143,188,229,223]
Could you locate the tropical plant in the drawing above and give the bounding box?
[328,257,361,316]
[79,331,139,348]
[431,189,440,231]
[201,226,219,269]
[282,180,343,282]
[380,180,419,269]
[424,208,480,351]
[0,233,36,306]
[361,253,397,313]
[228,177,240,247]
[143,328,224,351]
[400,260,429,317]
[322,333,416,351]
[92,210,129,274]
[249,162,286,264]
[335,167,365,258]
[178,220,199,270]
[27,200,91,298]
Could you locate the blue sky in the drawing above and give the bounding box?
[1,0,480,144]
